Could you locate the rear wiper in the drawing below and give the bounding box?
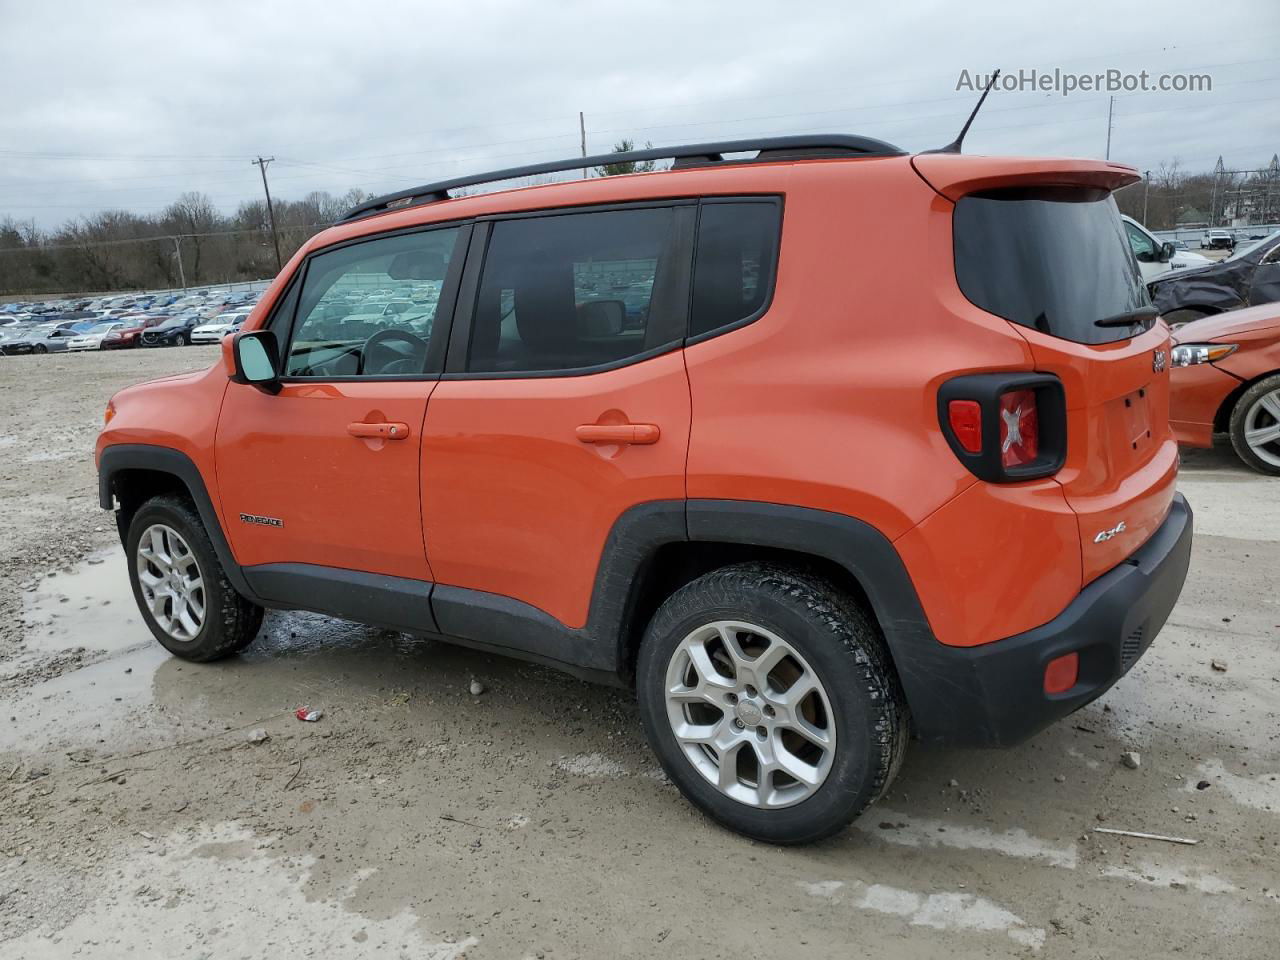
[1095,306,1159,328]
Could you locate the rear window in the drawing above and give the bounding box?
[954,187,1151,345]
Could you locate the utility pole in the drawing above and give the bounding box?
[579,112,587,179]
[251,156,283,273]
[1143,170,1151,225]
[171,236,187,290]
[1104,96,1114,161]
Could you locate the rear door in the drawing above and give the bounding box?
[420,202,695,633]
[953,187,1177,583]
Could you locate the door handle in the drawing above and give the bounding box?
[575,423,660,445]
[347,421,410,440]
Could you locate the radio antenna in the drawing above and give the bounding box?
[926,69,1001,154]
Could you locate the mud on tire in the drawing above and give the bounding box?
[636,562,909,845]
[126,495,264,661]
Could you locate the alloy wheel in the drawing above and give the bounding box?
[135,523,206,642]
[1244,389,1280,469]
[664,620,836,809]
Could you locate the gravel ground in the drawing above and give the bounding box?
[0,347,1277,958]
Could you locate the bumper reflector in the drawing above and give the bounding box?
[1043,652,1079,694]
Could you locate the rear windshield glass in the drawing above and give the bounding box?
[954,187,1151,345]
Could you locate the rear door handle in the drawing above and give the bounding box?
[347,421,410,440]
[575,423,660,445]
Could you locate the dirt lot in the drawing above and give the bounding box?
[1,348,1277,959]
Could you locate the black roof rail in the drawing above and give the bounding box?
[339,134,905,222]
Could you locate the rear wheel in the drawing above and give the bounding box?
[1229,374,1280,475]
[181,332,191,345]
[33,344,47,354]
[126,496,263,660]
[636,563,908,844]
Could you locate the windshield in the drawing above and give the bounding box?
[954,187,1151,346]
[1228,228,1280,261]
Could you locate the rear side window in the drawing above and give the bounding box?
[954,188,1150,345]
[468,206,688,374]
[690,200,781,338]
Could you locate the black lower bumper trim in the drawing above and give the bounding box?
[904,493,1193,747]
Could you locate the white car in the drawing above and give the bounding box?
[65,321,125,351]
[190,312,249,344]
[1121,216,1212,283]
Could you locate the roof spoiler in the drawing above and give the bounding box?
[911,155,1141,202]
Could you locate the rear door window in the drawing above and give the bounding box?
[467,205,691,375]
[954,188,1151,345]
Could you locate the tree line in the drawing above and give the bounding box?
[0,189,367,297]
[3,148,1275,298]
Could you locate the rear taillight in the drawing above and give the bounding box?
[998,389,1039,468]
[938,373,1065,483]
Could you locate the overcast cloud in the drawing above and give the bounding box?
[1,0,1276,230]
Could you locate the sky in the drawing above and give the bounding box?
[1,0,1277,231]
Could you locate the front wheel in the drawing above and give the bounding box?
[126,495,263,660]
[636,563,908,844]
[1229,374,1280,475]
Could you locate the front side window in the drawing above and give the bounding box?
[690,200,781,338]
[1124,221,1158,262]
[284,226,461,377]
[467,206,686,374]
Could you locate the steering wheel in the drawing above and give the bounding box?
[358,328,428,376]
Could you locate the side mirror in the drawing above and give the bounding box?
[1159,241,1176,262]
[229,330,281,394]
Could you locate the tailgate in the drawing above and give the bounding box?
[1019,323,1178,583]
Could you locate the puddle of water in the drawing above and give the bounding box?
[20,545,143,658]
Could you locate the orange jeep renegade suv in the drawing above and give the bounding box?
[97,136,1193,844]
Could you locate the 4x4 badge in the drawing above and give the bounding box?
[1093,520,1126,543]
[1152,349,1167,373]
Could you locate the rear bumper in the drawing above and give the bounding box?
[906,493,1193,747]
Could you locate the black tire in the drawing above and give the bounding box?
[34,344,47,354]
[1228,373,1280,476]
[125,495,263,661]
[636,562,908,845]
[181,332,191,345]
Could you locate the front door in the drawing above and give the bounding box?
[216,222,468,582]
[421,205,695,630]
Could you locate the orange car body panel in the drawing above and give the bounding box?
[99,149,1177,654]
[214,378,436,581]
[1169,304,1280,447]
[420,351,691,629]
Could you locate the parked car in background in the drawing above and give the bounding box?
[1169,303,1280,474]
[0,324,73,355]
[1200,230,1235,251]
[190,312,250,343]
[141,314,202,346]
[102,318,163,350]
[1121,216,1211,283]
[66,321,125,351]
[1151,229,1280,326]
